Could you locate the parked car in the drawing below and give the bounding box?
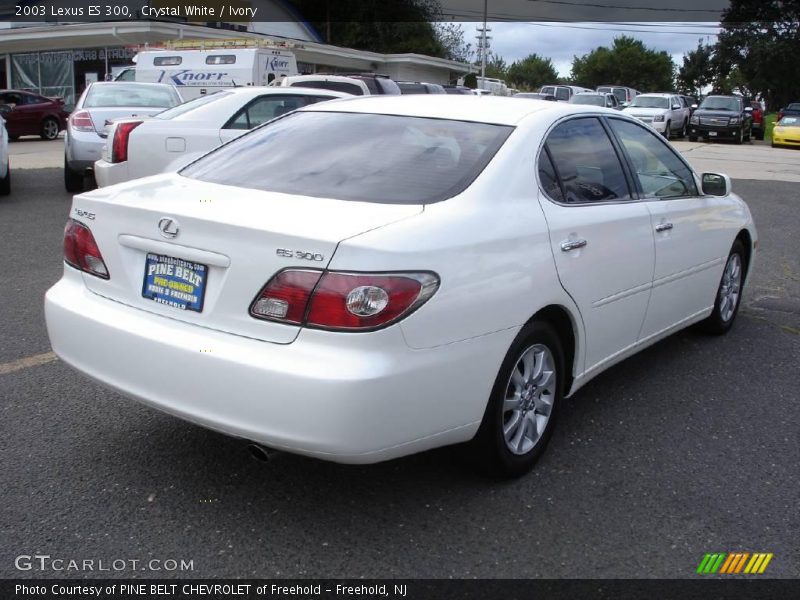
[396,81,446,94]
[513,92,557,101]
[771,115,800,148]
[623,93,691,139]
[0,89,69,140]
[46,96,757,477]
[776,102,800,122]
[539,84,594,102]
[64,82,183,192]
[442,85,474,95]
[569,92,620,109]
[0,116,10,195]
[681,95,699,116]
[596,85,640,107]
[688,95,753,144]
[279,73,401,96]
[749,101,765,140]
[94,87,350,188]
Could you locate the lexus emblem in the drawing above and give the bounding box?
[158,217,180,239]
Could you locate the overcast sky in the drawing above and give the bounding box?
[466,22,721,77]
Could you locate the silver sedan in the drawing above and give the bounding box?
[64,82,182,192]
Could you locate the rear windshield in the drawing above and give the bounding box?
[570,95,605,106]
[290,80,363,95]
[182,111,513,204]
[84,84,180,108]
[155,91,233,119]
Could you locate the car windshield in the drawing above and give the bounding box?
[630,96,669,109]
[779,116,799,126]
[182,111,513,204]
[83,84,180,108]
[155,91,233,119]
[700,97,740,111]
[788,103,800,111]
[570,95,605,106]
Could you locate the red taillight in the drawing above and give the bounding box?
[250,270,439,331]
[63,219,109,279]
[69,110,94,132]
[111,121,143,163]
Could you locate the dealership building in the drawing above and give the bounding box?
[0,5,473,105]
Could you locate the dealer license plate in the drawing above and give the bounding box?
[142,253,208,312]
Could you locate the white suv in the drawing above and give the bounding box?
[622,93,691,139]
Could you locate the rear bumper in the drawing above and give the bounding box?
[45,268,512,463]
[94,159,129,188]
[65,129,105,171]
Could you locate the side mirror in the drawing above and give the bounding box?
[744,106,753,112]
[672,104,681,110]
[691,104,698,109]
[701,173,731,197]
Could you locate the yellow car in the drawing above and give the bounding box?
[772,116,800,148]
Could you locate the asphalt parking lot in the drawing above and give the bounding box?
[0,139,798,579]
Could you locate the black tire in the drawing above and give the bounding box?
[735,127,744,145]
[9,135,18,141]
[0,162,10,196]
[64,156,84,193]
[688,134,698,142]
[756,130,764,141]
[40,117,59,141]
[680,120,688,138]
[744,125,752,142]
[470,321,565,478]
[663,121,671,139]
[701,240,746,335]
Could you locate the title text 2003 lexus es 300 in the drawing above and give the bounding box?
[45,96,757,477]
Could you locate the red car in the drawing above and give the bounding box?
[749,101,765,140]
[0,89,69,140]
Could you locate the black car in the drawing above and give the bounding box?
[688,95,753,144]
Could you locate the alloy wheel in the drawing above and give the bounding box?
[502,344,556,455]
[719,253,742,323]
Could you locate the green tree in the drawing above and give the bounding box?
[434,22,474,63]
[714,0,800,110]
[506,54,558,90]
[570,36,674,91]
[677,40,715,96]
[483,53,509,80]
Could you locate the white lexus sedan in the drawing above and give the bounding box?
[46,96,757,477]
[94,87,351,188]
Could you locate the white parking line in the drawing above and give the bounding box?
[0,351,58,376]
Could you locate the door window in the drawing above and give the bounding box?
[555,87,570,101]
[608,118,698,198]
[225,95,334,130]
[542,117,631,203]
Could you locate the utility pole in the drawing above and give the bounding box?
[476,0,491,80]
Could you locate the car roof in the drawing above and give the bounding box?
[637,93,673,97]
[299,94,614,126]
[225,86,351,98]
[89,81,176,89]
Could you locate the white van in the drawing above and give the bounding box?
[539,84,594,102]
[130,46,298,100]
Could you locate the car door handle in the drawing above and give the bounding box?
[655,222,674,232]
[560,238,588,251]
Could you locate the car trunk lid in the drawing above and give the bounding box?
[71,174,423,344]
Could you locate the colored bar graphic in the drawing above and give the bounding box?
[699,552,773,575]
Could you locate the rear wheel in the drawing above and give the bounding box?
[688,134,698,142]
[701,240,745,335]
[40,117,59,141]
[744,125,752,142]
[756,129,765,141]
[64,155,84,193]
[470,321,564,478]
[0,162,10,196]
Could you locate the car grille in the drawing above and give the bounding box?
[700,117,730,126]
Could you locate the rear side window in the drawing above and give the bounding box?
[155,91,233,120]
[608,118,698,198]
[290,80,364,95]
[153,56,182,66]
[398,83,428,95]
[555,88,570,101]
[543,117,631,203]
[183,112,513,204]
[206,55,235,65]
[540,86,555,95]
[225,94,334,130]
[537,149,565,203]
